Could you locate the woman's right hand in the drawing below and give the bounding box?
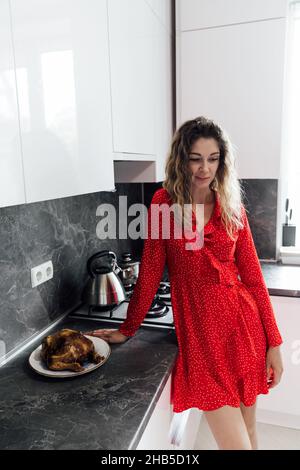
[84,328,129,344]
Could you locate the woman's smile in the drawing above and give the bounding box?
[195,175,210,181]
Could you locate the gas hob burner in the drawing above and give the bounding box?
[156,281,171,302]
[123,280,171,305]
[157,281,170,295]
[145,298,169,319]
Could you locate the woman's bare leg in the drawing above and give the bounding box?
[240,401,258,450]
[204,405,252,450]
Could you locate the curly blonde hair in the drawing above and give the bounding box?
[162,116,246,239]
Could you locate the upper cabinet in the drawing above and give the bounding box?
[0,0,25,208]
[0,0,173,207]
[110,0,173,182]
[10,0,115,204]
[108,0,157,158]
[177,1,287,179]
[152,6,173,182]
[178,0,288,31]
[145,0,172,34]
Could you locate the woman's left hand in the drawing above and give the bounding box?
[266,345,284,389]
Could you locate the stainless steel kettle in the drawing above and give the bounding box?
[81,250,126,307]
[118,252,140,286]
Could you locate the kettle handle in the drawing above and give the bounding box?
[87,250,117,278]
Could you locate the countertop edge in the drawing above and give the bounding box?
[128,360,175,450]
[268,288,300,298]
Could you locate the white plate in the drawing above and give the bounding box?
[28,335,111,378]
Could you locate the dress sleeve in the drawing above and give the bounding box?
[118,190,167,338]
[234,205,283,348]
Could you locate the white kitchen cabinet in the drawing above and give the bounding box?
[108,0,157,158]
[10,0,115,204]
[178,18,286,179]
[145,0,172,34]
[136,373,174,449]
[178,0,288,31]
[153,11,173,182]
[136,371,201,450]
[169,405,202,450]
[257,296,300,429]
[110,0,173,183]
[0,0,25,208]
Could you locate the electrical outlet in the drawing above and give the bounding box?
[31,261,53,288]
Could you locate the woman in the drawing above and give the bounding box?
[86,116,284,450]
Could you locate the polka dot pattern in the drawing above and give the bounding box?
[118,188,283,412]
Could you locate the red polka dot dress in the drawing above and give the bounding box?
[118,188,283,412]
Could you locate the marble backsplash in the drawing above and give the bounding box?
[0,178,278,361]
[0,183,143,361]
[239,179,278,260]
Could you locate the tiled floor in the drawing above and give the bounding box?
[194,414,300,450]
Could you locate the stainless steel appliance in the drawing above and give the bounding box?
[81,250,126,307]
[69,281,174,331]
[117,252,140,287]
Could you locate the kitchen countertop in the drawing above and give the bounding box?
[0,318,178,450]
[260,261,300,297]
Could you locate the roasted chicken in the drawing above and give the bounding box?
[41,329,104,372]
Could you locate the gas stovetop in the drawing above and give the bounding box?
[69,281,175,331]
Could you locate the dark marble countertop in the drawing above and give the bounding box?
[260,261,300,297]
[0,318,178,450]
